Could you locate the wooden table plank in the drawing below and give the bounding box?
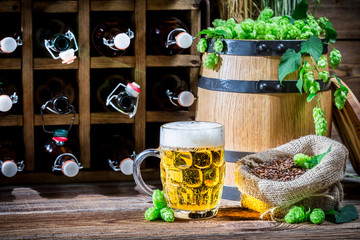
[0,181,359,239]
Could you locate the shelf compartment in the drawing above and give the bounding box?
[33,1,78,13]
[0,168,159,185]
[146,55,201,67]
[0,1,20,12]
[0,58,21,70]
[34,114,79,126]
[91,112,134,124]
[147,0,200,10]
[33,58,79,70]
[146,111,195,122]
[0,114,23,126]
[91,0,134,11]
[90,56,135,69]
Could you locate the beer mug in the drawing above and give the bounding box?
[133,121,225,219]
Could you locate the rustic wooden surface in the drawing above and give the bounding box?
[0,179,359,239]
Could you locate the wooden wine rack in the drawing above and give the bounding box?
[0,0,201,184]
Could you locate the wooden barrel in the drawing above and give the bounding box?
[195,39,332,200]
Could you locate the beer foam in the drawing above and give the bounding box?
[160,121,224,149]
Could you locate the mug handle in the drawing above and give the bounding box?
[133,149,159,196]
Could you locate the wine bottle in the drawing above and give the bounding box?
[35,19,78,64]
[92,18,134,57]
[0,140,24,177]
[149,17,193,55]
[97,134,135,175]
[43,129,82,177]
[0,36,22,54]
[152,74,195,111]
[0,80,18,113]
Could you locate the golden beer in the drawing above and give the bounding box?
[160,147,225,211]
[133,121,225,219]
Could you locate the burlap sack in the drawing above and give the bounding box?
[235,135,349,219]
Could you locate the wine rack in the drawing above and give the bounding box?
[0,0,202,184]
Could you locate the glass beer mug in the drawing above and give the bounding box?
[133,121,225,219]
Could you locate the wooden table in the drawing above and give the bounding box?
[0,179,359,239]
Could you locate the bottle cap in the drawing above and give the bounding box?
[0,37,17,53]
[114,33,131,50]
[126,82,141,98]
[59,49,77,64]
[178,91,195,107]
[120,158,133,175]
[0,95,13,112]
[62,160,79,177]
[1,160,17,177]
[176,32,193,49]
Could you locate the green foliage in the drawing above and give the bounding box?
[296,67,305,94]
[293,146,331,169]
[326,205,359,224]
[145,206,160,221]
[285,205,310,224]
[292,0,309,20]
[160,207,175,222]
[330,49,342,68]
[278,49,302,83]
[213,39,224,53]
[310,208,326,224]
[325,21,337,43]
[197,38,207,53]
[313,107,328,136]
[152,189,167,209]
[300,35,323,62]
[203,53,220,70]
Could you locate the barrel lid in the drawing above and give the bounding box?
[1,160,17,177]
[176,32,193,49]
[114,33,131,50]
[178,91,195,107]
[0,37,17,53]
[0,95,13,112]
[62,160,79,177]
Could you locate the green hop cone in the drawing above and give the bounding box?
[213,39,224,53]
[334,88,348,110]
[319,70,329,83]
[330,49,342,68]
[317,55,328,70]
[145,206,160,221]
[258,7,274,22]
[203,52,219,70]
[293,153,311,169]
[285,206,310,224]
[309,81,320,95]
[310,208,325,224]
[152,189,167,209]
[197,38,207,53]
[313,107,328,136]
[160,207,175,222]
